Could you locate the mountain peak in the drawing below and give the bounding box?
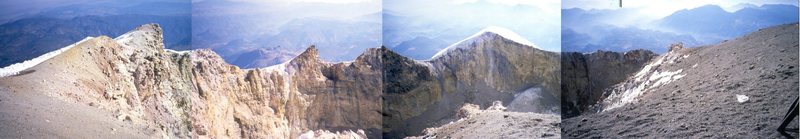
[678,4,728,14]
[473,26,537,47]
[299,45,319,58]
[134,23,162,33]
[430,26,539,60]
[290,45,321,64]
[114,23,164,51]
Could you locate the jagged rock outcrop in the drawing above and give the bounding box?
[0,24,383,138]
[382,29,561,138]
[560,49,657,118]
[563,23,799,138]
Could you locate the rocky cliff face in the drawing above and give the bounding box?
[382,31,561,138]
[560,50,657,118]
[0,24,561,138]
[0,24,382,138]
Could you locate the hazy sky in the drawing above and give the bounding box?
[565,0,799,18]
[192,0,380,21]
[0,0,92,22]
[0,0,189,23]
[193,0,374,4]
[385,0,561,51]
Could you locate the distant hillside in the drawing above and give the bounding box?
[561,4,799,53]
[659,4,799,40]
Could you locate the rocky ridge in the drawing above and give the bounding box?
[0,24,383,138]
[0,24,561,138]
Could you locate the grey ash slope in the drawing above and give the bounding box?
[563,23,799,138]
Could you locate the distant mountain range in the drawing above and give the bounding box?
[0,14,190,67]
[192,14,381,68]
[562,25,700,53]
[0,1,191,68]
[562,4,799,53]
[382,7,561,60]
[658,4,799,41]
[390,36,448,60]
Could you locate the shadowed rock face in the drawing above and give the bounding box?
[0,24,561,139]
[382,47,434,95]
[560,50,657,118]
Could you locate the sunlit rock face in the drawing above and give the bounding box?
[0,24,384,138]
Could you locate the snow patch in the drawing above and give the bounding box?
[736,95,749,103]
[601,50,688,111]
[113,24,161,51]
[298,129,366,139]
[473,26,537,47]
[430,26,539,60]
[261,61,289,77]
[165,49,192,55]
[648,69,684,89]
[486,101,507,111]
[0,37,94,78]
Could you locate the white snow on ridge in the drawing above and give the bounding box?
[473,26,537,47]
[0,37,95,78]
[430,26,539,60]
[113,31,134,45]
[113,24,161,51]
[601,50,688,111]
[165,49,192,55]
